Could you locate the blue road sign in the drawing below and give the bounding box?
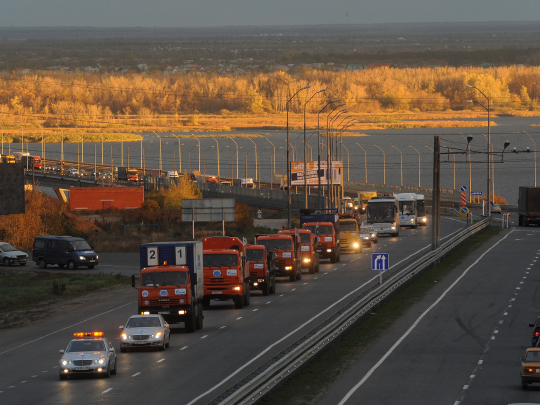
[371,253,389,271]
[471,191,483,196]
[460,185,467,192]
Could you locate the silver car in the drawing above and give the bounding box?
[0,242,28,266]
[58,332,117,379]
[120,314,171,352]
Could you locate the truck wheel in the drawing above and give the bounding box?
[243,284,251,306]
[195,302,203,330]
[316,258,320,273]
[234,295,245,309]
[296,266,302,280]
[308,261,315,274]
[336,250,341,262]
[269,274,276,294]
[525,218,530,227]
[262,282,270,296]
[519,215,523,226]
[39,259,47,269]
[185,311,196,333]
[67,260,77,270]
[202,297,210,308]
[330,253,336,263]
[289,273,296,282]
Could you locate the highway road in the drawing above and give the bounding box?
[315,224,540,405]
[0,217,468,405]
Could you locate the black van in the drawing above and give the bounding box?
[32,236,99,270]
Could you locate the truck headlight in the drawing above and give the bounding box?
[303,258,310,263]
[391,226,396,230]
[353,243,359,248]
[422,218,427,222]
[79,256,86,260]
[285,266,292,270]
[232,286,241,291]
[410,219,414,223]
[326,249,332,252]
[96,255,99,259]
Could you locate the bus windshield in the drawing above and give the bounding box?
[367,202,396,223]
[399,201,415,215]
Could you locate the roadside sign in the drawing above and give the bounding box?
[371,253,389,271]
[459,206,469,217]
[471,191,483,196]
[460,185,467,192]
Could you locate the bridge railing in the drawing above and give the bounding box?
[345,181,460,200]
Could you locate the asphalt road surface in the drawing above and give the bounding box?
[0,216,468,405]
[317,224,540,405]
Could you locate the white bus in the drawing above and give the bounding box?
[394,193,417,229]
[415,194,427,226]
[364,196,400,237]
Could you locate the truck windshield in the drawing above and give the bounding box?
[417,200,426,217]
[300,233,311,244]
[141,271,188,286]
[70,240,92,251]
[340,222,357,231]
[246,249,265,261]
[258,239,292,251]
[399,201,415,215]
[203,254,238,267]
[367,202,396,223]
[303,225,333,235]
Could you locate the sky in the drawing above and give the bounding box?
[1,0,540,27]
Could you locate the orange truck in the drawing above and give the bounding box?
[127,168,139,182]
[202,236,250,309]
[245,244,277,295]
[255,233,302,282]
[301,209,341,263]
[278,228,319,274]
[138,241,204,333]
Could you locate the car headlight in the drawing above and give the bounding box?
[79,256,86,260]
[154,332,162,339]
[391,226,396,230]
[363,236,369,239]
[121,333,128,340]
[96,255,99,259]
[98,358,105,365]
[422,218,427,222]
[353,243,359,248]
[61,359,68,366]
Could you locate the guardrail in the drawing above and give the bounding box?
[209,217,491,404]
[345,181,460,200]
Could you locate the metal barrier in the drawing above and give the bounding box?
[208,217,492,405]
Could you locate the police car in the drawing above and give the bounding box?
[58,332,117,379]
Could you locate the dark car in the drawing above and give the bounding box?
[530,317,540,346]
[32,236,99,270]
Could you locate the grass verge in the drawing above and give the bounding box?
[259,225,503,405]
[0,269,132,314]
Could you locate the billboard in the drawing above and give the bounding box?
[290,161,341,186]
[182,198,236,222]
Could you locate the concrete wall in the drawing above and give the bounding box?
[69,187,144,211]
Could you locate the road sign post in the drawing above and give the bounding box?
[460,185,467,206]
[371,253,389,285]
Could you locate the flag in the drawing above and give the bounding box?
[242,237,247,246]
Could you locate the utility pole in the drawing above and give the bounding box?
[432,136,441,251]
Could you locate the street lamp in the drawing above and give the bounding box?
[142,141,153,172]
[247,137,258,181]
[245,147,256,182]
[212,136,220,179]
[328,107,348,207]
[219,145,229,180]
[154,132,163,172]
[287,84,311,228]
[303,88,326,209]
[410,146,421,187]
[458,132,473,201]
[342,144,350,181]
[173,134,182,173]
[318,99,339,197]
[356,143,368,184]
[257,147,269,189]
[75,126,84,164]
[189,145,197,174]
[466,84,491,217]
[35,123,45,162]
[266,138,277,190]
[523,131,537,186]
[373,145,386,185]
[190,135,201,172]
[203,146,214,177]
[391,146,403,187]
[228,136,239,179]
[481,133,495,201]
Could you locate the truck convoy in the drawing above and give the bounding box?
[300,209,341,263]
[338,217,363,253]
[256,233,302,281]
[415,194,427,226]
[518,186,540,226]
[366,196,400,236]
[139,241,204,332]
[202,236,250,309]
[278,228,320,274]
[118,167,139,182]
[394,193,417,228]
[245,244,276,295]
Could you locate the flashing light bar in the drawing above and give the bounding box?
[73,332,104,337]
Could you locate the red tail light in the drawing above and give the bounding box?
[535,332,539,337]
[529,368,534,373]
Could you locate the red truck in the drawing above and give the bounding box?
[256,233,302,282]
[202,236,250,309]
[278,228,319,274]
[245,244,277,296]
[21,155,42,170]
[138,241,204,333]
[301,209,341,263]
[127,168,139,182]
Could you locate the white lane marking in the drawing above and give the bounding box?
[336,230,513,405]
[303,283,308,285]
[201,335,208,339]
[31,375,37,378]
[323,273,328,275]
[42,371,47,373]
[0,301,135,356]
[342,264,347,266]
[185,238,444,405]
[0,391,3,393]
[9,386,15,388]
[314,277,318,280]
[52,366,58,368]
[157,359,165,362]
[333,267,338,270]
[279,294,284,297]
[291,288,296,291]
[180,346,189,350]
[478,360,483,365]
[236,317,242,320]
[266,301,271,304]
[132,372,141,377]
[252,309,258,312]
[463,385,469,390]
[219,326,226,329]
[102,388,113,394]
[494,330,498,334]
[20,381,26,383]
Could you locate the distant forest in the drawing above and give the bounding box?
[0,66,539,126]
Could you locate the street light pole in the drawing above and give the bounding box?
[190,135,201,172]
[173,134,182,173]
[303,88,326,209]
[228,136,239,179]
[356,143,368,184]
[392,146,403,186]
[257,147,269,189]
[247,137,257,182]
[466,84,491,218]
[266,138,277,190]
[287,85,311,228]
[212,136,220,179]
[231,147,241,180]
[245,147,255,182]
[203,146,214,177]
[524,131,537,187]
[219,145,229,180]
[410,146,421,187]
[373,145,386,185]
[318,99,338,199]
